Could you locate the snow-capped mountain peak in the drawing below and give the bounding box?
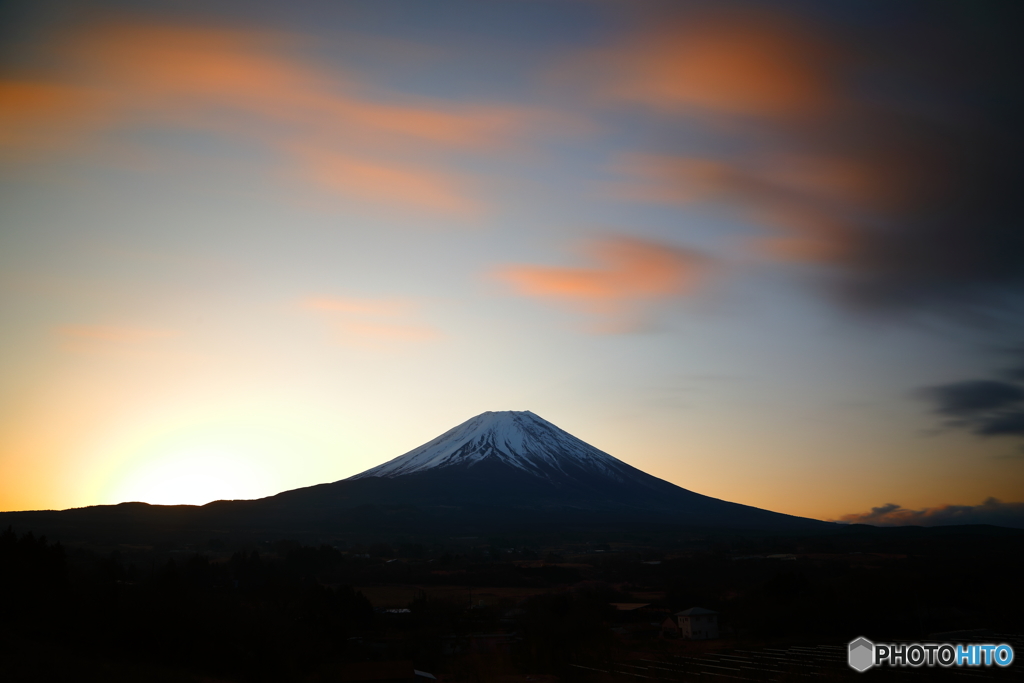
[347,410,645,484]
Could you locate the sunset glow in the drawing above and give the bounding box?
[110,446,269,506]
[1,0,1021,526]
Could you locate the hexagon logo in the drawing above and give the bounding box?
[848,637,875,672]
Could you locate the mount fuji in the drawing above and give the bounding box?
[258,410,827,530]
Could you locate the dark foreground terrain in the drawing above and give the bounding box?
[2,522,1023,682]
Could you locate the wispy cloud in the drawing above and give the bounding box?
[288,145,480,217]
[493,236,709,332]
[563,11,836,120]
[919,378,1024,441]
[836,498,1024,529]
[300,296,413,317]
[0,81,115,158]
[609,152,866,263]
[0,19,557,214]
[56,325,179,344]
[300,294,441,347]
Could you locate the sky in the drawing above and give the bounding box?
[2,0,1023,526]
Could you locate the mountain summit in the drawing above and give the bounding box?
[349,410,647,485]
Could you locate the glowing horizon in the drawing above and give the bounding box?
[1,1,1022,527]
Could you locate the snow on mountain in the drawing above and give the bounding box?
[347,410,648,485]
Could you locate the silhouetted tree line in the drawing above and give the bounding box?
[1,526,69,629]
[1,529,375,682]
[1,526,67,584]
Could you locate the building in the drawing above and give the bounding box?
[675,607,718,640]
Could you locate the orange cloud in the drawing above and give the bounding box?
[613,153,883,210]
[565,12,837,120]
[290,146,479,216]
[494,237,709,329]
[300,296,412,317]
[0,81,114,157]
[1,20,549,213]
[56,325,179,343]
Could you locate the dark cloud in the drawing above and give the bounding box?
[920,379,1024,439]
[1002,348,1024,382]
[849,502,901,522]
[836,498,1024,529]
[923,380,1024,416]
[825,4,1024,317]
[978,412,1024,437]
[830,119,1024,316]
[824,2,1024,314]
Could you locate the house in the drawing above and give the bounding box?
[675,607,718,640]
